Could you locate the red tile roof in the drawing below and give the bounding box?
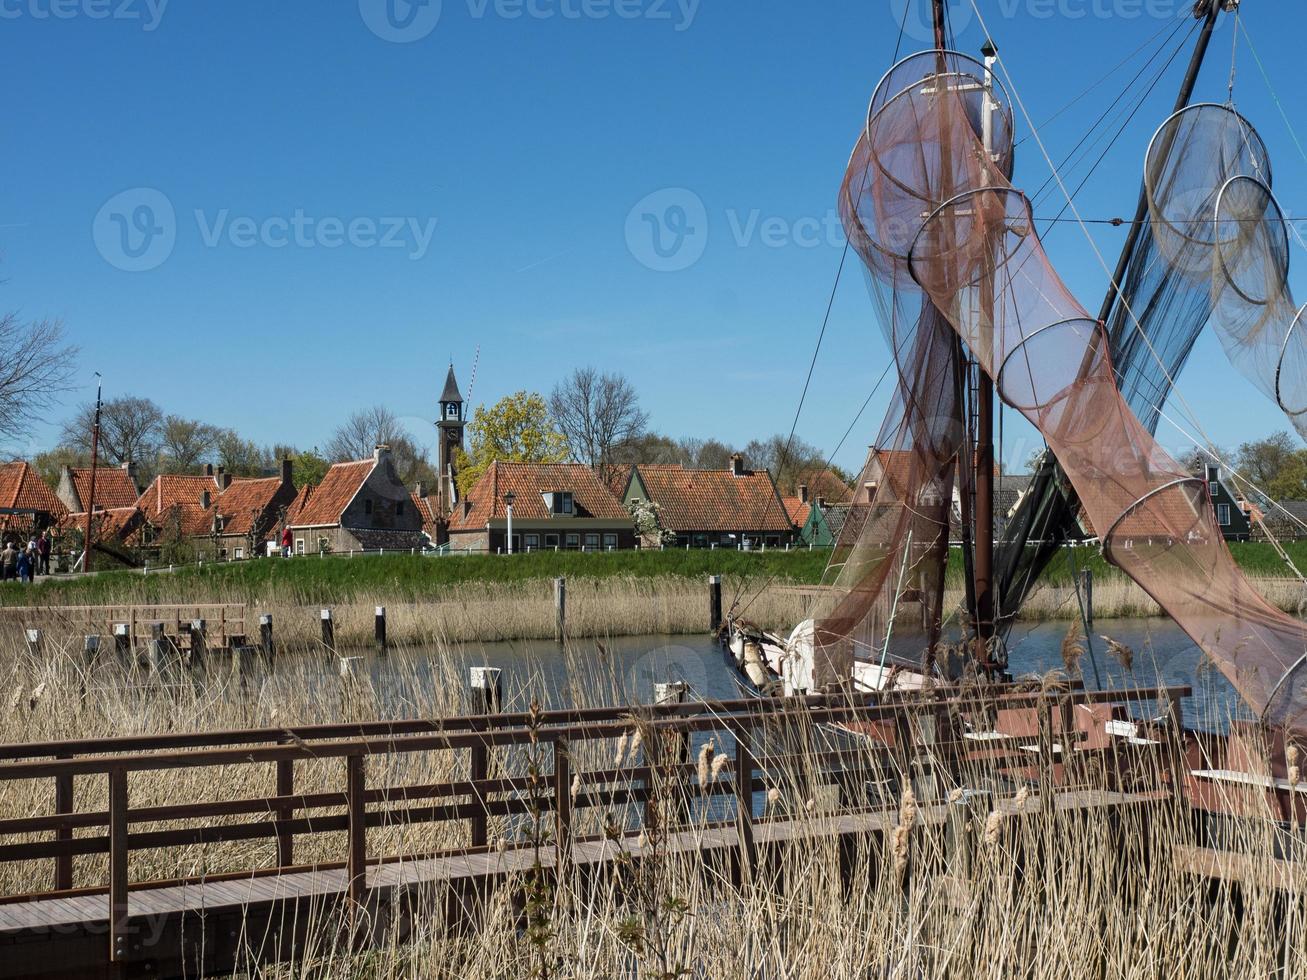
[788,467,854,504]
[410,491,442,537]
[70,466,139,510]
[781,496,811,527]
[137,474,221,523]
[207,477,294,537]
[448,461,629,531]
[287,460,373,528]
[61,507,145,546]
[629,464,794,533]
[0,462,67,529]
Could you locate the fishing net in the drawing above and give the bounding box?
[828,51,1307,729]
[995,103,1276,625]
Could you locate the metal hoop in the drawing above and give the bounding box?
[994,317,1104,410]
[1274,303,1307,417]
[1212,174,1289,307]
[1101,477,1207,568]
[905,185,1034,293]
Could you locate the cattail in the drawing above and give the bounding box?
[697,741,714,790]
[899,786,919,828]
[1288,744,1300,772]
[892,824,911,876]
[1015,785,1031,810]
[766,787,781,806]
[637,830,649,850]
[1101,636,1134,672]
[570,772,581,802]
[947,787,964,804]
[28,683,45,711]
[496,837,508,855]
[630,729,643,758]
[984,810,1003,847]
[711,753,729,781]
[805,798,816,812]
[1290,766,1301,786]
[1061,621,1085,676]
[614,731,629,767]
[9,686,22,710]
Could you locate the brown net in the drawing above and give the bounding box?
[827,51,1307,728]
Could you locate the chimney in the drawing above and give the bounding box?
[205,463,214,477]
[797,483,809,504]
[280,457,293,486]
[201,489,211,510]
[217,472,232,491]
[416,481,428,499]
[461,498,472,518]
[730,453,745,477]
[816,495,826,510]
[121,461,139,493]
[374,444,390,463]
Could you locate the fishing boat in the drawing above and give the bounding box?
[724,0,1307,821]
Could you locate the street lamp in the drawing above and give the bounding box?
[504,491,516,555]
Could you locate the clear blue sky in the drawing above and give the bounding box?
[2,0,1304,474]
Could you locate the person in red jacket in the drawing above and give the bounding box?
[281,526,293,559]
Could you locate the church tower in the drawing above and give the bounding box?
[437,364,466,509]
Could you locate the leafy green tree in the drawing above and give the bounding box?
[455,391,568,495]
[1266,450,1307,502]
[290,448,330,488]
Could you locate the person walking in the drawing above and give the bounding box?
[281,526,293,559]
[1,541,16,582]
[36,531,50,576]
[17,545,32,584]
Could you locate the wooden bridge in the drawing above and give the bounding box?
[0,683,1194,979]
[0,605,248,651]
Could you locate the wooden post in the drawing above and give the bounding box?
[320,608,335,652]
[24,628,42,656]
[276,738,295,868]
[554,738,572,868]
[374,606,387,654]
[189,620,207,669]
[708,575,723,632]
[147,622,168,675]
[1080,568,1094,629]
[1165,691,1187,804]
[734,725,756,883]
[653,682,688,825]
[113,623,130,666]
[54,752,73,891]
[108,766,129,965]
[1038,700,1055,813]
[259,614,274,658]
[554,577,566,642]
[82,634,100,668]
[469,667,502,848]
[346,754,367,905]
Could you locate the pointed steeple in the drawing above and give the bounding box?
[441,364,463,405]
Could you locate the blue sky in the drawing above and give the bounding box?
[2,0,1304,475]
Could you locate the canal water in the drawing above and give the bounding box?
[330,617,1245,732]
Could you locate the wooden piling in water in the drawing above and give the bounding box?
[468,666,503,848]
[189,620,207,669]
[112,624,130,667]
[708,574,723,631]
[374,606,387,653]
[259,614,274,658]
[554,577,566,642]
[24,629,42,657]
[82,635,99,668]
[320,609,335,652]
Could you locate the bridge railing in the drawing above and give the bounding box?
[0,682,1189,966]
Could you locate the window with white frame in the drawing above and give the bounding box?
[1217,503,1231,526]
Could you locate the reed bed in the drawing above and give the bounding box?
[0,631,1305,977]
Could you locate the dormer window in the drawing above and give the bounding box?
[541,490,574,516]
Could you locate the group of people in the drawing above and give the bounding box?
[1,531,52,583]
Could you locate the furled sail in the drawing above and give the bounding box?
[839,50,1307,729]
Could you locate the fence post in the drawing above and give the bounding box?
[554,577,567,642]
[346,754,367,905]
[54,752,73,891]
[82,634,100,668]
[468,667,502,848]
[276,737,295,868]
[259,614,274,658]
[554,738,572,869]
[374,606,387,654]
[708,575,723,632]
[108,766,129,966]
[734,724,756,883]
[320,608,335,652]
[113,623,130,666]
[24,628,42,656]
[189,620,207,669]
[653,682,689,823]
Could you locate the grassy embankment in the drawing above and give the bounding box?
[0,544,1301,645]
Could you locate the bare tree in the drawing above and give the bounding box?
[326,406,433,484]
[60,395,163,472]
[159,416,220,473]
[0,314,76,447]
[549,368,649,479]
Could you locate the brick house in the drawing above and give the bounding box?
[59,507,147,567]
[56,463,140,513]
[616,454,797,549]
[286,446,424,554]
[0,461,67,538]
[447,461,636,553]
[410,484,443,547]
[136,461,297,560]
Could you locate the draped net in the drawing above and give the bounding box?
[822,51,1307,729]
